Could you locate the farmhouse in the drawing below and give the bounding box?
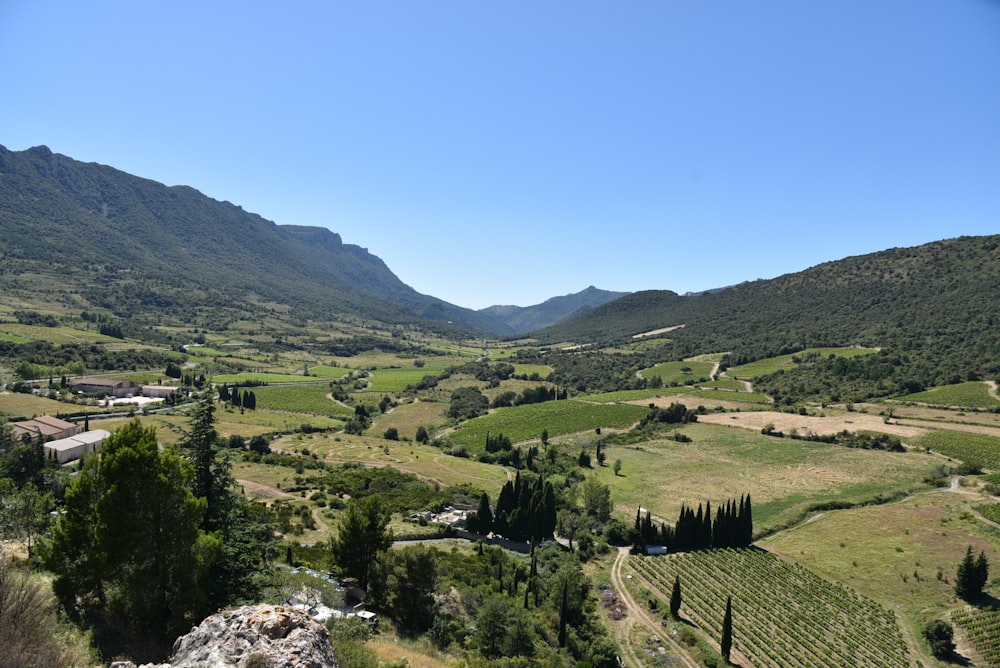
[43,429,110,464]
[69,377,140,397]
[11,415,78,441]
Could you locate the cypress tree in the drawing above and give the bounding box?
[670,575,682,618]
[721,595,733,663]
[976,550,990,595]
[956,545,978,599]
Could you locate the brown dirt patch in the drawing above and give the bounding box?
[698,411,928,440]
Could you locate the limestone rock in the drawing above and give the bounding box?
[111,603,339,668]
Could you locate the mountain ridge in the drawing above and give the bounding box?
[0,144,629,336]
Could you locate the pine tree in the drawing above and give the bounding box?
[721,595,733,663]
[956,545,979,599]
[670,575,682,618]
[976,550,990,595]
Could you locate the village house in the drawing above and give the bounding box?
[10,415,78,441]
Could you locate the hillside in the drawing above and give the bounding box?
[535,235,1000,400]
[0,145,500,334]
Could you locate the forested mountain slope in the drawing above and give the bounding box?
[0,145,499,333]
[534,236,1000,400]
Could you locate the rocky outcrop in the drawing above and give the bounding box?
[111,604,339,668]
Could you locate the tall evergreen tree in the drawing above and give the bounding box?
[956,545,979,599]
[670,575,682,618]
[721,595,733,663]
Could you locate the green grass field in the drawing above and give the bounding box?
[761,488,1000,653]
[361,366,449,393]
[513,364,551,379]
[898,381,1000,408]
[639,360,714,384]
[448,400,648,450]
[211,372,315,384]
[726,347,879,379]
[591,422,940,532]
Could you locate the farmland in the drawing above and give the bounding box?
[588,422,941,532]
[626,548,911,667]
[446,399,648,450]
[252,384,354,417]
[912,430,1000,470]
[726,347,879,379]
[897,381,1000,409]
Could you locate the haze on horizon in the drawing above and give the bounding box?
[1,1,998,310]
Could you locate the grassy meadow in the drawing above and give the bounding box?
[726,346,879,379]
[591,422,941,532]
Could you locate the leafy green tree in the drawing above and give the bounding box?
[0,480,52,557]
[382,545,437,631]
[580,477,613,522]
[330,496,393,592]
[44,420,213,654]
[721,595,733,663]
[613,458,622,476]
[475,596,510,658]
[415,426,430,444]
[923,619,955,659]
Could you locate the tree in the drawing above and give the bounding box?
[613,458,622,476]
[469,491,493,535]
[476,596,510,658]
[415,426,430,444]
[330,496,392,592]
[670,575,682,618]
[721,595,733,663]
[956,545,987,600]
[580,477,613,522]
[382,545,437,631]
[44,420,212,655]
[180,398,272,613]
[541,429,549,446]
[383,427,399,441]
[0,481,52,557]
[923,619,955,659]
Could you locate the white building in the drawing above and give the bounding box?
[43,429,110,464]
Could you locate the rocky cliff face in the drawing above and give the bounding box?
[111,604,339,668]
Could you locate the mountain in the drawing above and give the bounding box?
[0,144,503,334]
[478,286,629,335]
[535,235,1000,396]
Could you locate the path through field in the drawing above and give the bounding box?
[609,548,702,668]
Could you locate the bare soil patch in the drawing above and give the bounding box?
[698,411,928,439]
[632,324,685,339]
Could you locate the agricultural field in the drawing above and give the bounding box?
[581,388,691,403]
[303,365,350,379]
[639,360,714,384]
[761,488,999,651]
[368,400,449,441]
[252,385,354,417]
[273,432,510,498]
[512,363,551,379]
[952,606,1000,667]
[211,371,313,384]
[590,422,941,532]
[897,381,1000,409]
[447,400,648,450]
[0,323,115,345]
[912,430,1000,470]
[360,365,449,393]
[726,347,879,380]
[626,548,911,667]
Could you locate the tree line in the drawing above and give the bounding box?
[634,495,753,553]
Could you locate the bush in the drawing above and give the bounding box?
[923,619,954,658]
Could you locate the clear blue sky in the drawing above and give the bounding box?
[2,1,998,309]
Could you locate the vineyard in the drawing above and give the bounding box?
[913,430,1000,470]
[448,400,648,450]
[952,606,1000,665]
[252,385,354,417]
[898,381,1000,409]
[627,548,912,667]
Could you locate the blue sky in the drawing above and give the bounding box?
[2,2,998,309]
